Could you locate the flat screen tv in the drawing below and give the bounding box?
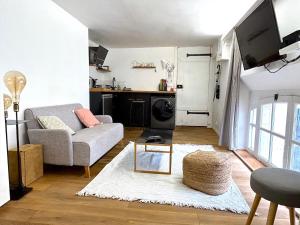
[96,45,108,66]
[236,0,282,70]
[89,45,108,67]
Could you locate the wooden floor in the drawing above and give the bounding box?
[235,150,266,171]
[0,127,295,225]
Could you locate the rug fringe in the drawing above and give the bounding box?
[77,190,249,214]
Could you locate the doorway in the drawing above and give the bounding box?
[176,47,212,126]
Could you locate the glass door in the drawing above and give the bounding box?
[256,97,289,168]
[290,97,300,171]
[248,107,257,151]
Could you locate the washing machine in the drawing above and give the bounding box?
[151,96,176,129]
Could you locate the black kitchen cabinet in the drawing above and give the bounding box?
[117,93,132,126]
[129,93,150,127]
[90,91,174,127]
[90,92,102,115]
[111,93,123,123]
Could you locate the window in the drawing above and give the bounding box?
[247,96,300,170]
[261,104,272,130]
[291,104,300,171]
[248,108,256,150]
[290,145,300,171]
[248,97,291,169]
[271,136,285,168]
[258,101,288,167]
[258,130,270,160]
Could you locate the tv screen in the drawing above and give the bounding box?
[88,45,108,67]
[96,45,108,66]
[236,0,282,70]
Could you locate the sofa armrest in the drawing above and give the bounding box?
[27,129,73,166]
[95,115,113,123]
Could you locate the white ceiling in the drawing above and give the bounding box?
[52,0,257,48]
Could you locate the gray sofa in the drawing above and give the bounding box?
[24,103,124,177]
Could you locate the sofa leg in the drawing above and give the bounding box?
[84,166,91,178]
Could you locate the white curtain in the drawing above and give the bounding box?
[219,31,242,150]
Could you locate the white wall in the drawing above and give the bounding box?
[212,60,231,135]
[237,81,251,148]
[90,47,177,91]
[275,0,300,39]
[0,0,89,149]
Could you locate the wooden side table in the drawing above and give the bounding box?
[8,144,43,186]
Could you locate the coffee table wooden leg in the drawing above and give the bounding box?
[134,143,137,171]
[289,208,295,225]
[168,145,172,174]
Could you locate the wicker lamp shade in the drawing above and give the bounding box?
[183,151,232,196]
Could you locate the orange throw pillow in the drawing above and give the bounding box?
[75,108,100,128]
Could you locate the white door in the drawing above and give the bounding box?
[176,47,211,126]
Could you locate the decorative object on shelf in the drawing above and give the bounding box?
[3,70,32,200]
[158,79,167,91]
[89,76,97,88]
[161,60,175,89]
[132,61,156,72]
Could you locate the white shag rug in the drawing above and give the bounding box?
[77,142,250,214]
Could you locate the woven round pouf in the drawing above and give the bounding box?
[183,151,232,196]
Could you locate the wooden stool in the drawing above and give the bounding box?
[246,168,300,225]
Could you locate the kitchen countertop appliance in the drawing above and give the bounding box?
[89,76,97,88]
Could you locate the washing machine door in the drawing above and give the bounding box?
[152,99,174,121]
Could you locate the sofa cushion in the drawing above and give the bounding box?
[37,116,76,135]
[72,123,124,166]
[24,103,84,131]
[74,108,100,128]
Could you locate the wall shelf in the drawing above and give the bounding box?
[132,66,156,72]
[90,64,111,72]
[96,67,111,72]
[132,66,156,69]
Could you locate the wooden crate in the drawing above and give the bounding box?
[8,144,43,186]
